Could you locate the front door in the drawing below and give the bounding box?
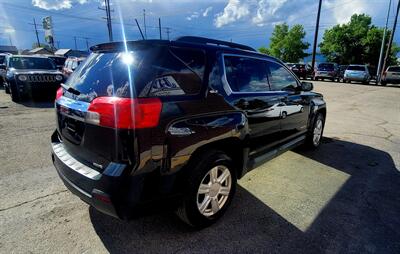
[266,61,309,137]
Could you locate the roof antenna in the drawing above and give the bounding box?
[134,18,145,40]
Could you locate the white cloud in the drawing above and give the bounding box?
[214,0,250,28]
[32,0,90,10]
[203,6,213,17]
[325,0,368,24]
[186,11,199,21]
[252,0,287,26]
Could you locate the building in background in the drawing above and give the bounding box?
[0,45,18,54]
[28,47,54,55]
[54,48,89,58]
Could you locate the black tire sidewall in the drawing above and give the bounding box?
[181,151,237,228]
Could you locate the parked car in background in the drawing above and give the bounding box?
[51,37,326,228]
[337,65,348,82]
[314,62,339,82]
[62,57,86,78]
[290,63,313,79]
[381,66,400,86]
[0,53,10,85]
[343,64,371,84]
[47,55,67,70]
[4,55,64,102]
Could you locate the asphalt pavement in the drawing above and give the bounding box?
[0,81,399,254]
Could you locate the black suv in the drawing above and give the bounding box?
[51,37,326,228]
[4,55,64,102]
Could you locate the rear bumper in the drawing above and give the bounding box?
[51,131,133,219]
[382,78,400,84]
[344,76,369,81]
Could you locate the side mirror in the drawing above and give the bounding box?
[301,81,313,91]
[0,64,6,70]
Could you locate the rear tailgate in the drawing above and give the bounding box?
[55,96,136,171]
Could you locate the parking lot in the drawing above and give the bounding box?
[0,81,399,253]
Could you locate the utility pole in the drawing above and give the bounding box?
[143,9,147,39]
[99,0,113,42]
[74,36,77,50]
[158,18,162,40]
[376,0,392,84]
[311,0,322,71]
[165,27,171,40]
[381,0,400,82]
[135,18,145,40]
[29,18,41,47]
[8,35,12,46]
[83,37,90,51]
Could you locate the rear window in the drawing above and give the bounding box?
[388,66,400,72]
[347,65,366,71]
[65,46,205,101]
[0,55,5,64]
[318,63,335,70]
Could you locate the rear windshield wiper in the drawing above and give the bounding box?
[61,83,81,96]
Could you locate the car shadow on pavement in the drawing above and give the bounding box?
[89,138,400,253]
[19,96,55,108]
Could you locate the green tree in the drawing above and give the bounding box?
[260,23,309,62]
[258,46,270,55]
[319,14,399,66]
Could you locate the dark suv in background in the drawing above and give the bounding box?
[51,37,326,228]
[314,62,339,82]
[4,55,64,102]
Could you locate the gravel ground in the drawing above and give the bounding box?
[0,81,399,254]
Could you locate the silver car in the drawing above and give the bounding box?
[381,66,400,86]
[343,65,371,84]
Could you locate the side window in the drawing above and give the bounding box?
[138,46,205,97]
[267,61,298,91]
[224,56,270,92]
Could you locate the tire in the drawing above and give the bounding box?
[10,83,21,102]
[176,150,237,228]
[5,85,10,94]
[305,113,325,148]
[281,111,287,119]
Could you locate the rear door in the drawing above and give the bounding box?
[222,55,284,141]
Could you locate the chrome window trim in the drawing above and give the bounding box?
[220,53,300,95]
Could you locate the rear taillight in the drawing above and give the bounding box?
[55,87,63,100]
[86,97,162,129]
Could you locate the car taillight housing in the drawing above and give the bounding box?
[86,97,162,129]
[55,87,63,100]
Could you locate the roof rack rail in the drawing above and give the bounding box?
[175,36,256,52]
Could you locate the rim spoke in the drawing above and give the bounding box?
[199,195,211,213]
[217,168,230,184]
[219,186,230,196]
[198,183,210,194]
[211,198,220,213]
[210,167,218,183]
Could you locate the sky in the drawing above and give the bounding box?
[0,0,398,53]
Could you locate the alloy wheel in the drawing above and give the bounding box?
[196,165,232,217]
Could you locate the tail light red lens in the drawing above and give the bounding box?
[55,87,63,100]
[86,97,162,129]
